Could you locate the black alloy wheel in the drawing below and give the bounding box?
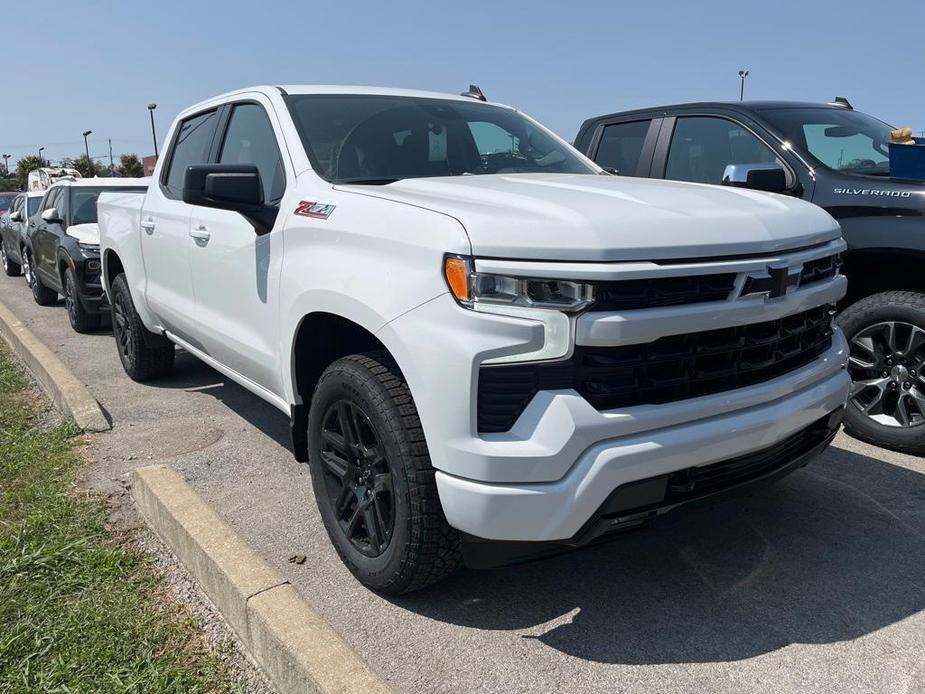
[319,400,395,557]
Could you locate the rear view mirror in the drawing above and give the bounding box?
[9,211,22,222]
[41,207,61,223]
[721,163,788,193]
[183,164,276,234]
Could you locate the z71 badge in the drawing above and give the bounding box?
[294,200,336,219]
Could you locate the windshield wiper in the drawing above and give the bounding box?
[336,177,401,185]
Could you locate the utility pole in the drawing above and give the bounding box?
[738,70,749,101]
[109,138,115,177]
[38,147,45,166]
[82,130,93,176]
[2,154,9,177]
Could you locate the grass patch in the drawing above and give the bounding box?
[0,345,239,693]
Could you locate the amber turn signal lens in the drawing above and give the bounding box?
[444,256,470,302]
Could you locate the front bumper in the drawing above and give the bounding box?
[460,406,843,568]
[436,361,847,544]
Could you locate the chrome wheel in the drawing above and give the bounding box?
[319,400,395,558]
[848,321,925,428]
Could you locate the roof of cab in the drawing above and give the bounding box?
[585,100,845,122]
[179,84,510,117]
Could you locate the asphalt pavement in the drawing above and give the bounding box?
[2,270,923,694]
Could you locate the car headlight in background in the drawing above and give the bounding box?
[444,256,594,312]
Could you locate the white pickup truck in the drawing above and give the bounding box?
[99,85,850,593]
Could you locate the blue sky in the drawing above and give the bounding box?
[3,0,922,167]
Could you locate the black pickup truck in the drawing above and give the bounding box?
[576,99,925,454]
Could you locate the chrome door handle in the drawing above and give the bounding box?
[140,219,156,234]
[189,225,211,241]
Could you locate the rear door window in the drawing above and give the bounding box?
[163,110,219,198]
[665,116,780,185]
[594,120,652,176]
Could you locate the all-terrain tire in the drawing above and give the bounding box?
[110,273,175,381]
[837,290,925,454]
[307,352,462,594]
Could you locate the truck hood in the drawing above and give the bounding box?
[340,174,841,261]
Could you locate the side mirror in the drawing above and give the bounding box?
[41,207,61,223]
[9,210,22,222]
[182,164,276,234]
[722,163,788,193]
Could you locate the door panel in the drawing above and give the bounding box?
[141,108,219,339]
[188,100,287,394]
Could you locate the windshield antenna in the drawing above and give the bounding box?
[829,96,853,110]
[460,84,487,101]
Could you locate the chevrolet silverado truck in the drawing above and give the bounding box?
[98,85,849,594]
[576,98,925,453]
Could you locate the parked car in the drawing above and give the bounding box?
[575,98,925,453]
[1,191,44,276]
[23,178,147,332]
[99,85,849,593]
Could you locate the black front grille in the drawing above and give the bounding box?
[800,254,840,286]
[477,304,835,433]
[591,273,736,311]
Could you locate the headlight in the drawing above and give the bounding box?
[444,256,594,312]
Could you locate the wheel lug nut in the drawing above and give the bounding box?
[887,359,894,366]
[882,371,889,378]
[904,381,912,389]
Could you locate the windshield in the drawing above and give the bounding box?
[0,195,14,212]
[70,186,147,225]
[761,107,894,175]
[28,197,41,216]
[286,94,597,183]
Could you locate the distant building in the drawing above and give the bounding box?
[143,155,158,177]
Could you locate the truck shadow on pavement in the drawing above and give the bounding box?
[394,446,925,665]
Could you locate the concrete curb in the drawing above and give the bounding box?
[0,296,110,432]
[131,464,391,694]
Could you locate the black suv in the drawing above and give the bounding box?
[24,179,146,332]
[576,99,925,454]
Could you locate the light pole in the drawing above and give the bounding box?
[738,70,749,101]
[147,103,158,158]
[38,147,45,166]
[2,154,9,177]
[82,130,93,176]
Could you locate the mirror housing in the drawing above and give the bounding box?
[182,164,276,234]
[721,163,788,193]
[9,210,22,222]
[41,207,62,223]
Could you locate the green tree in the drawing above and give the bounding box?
[71,154,107,178]
[14,155,47,191]
[117,153,144,178]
